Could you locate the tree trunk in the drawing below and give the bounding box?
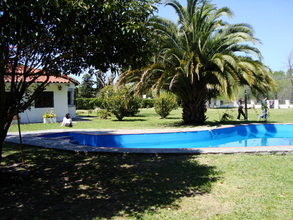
[0,116,13,165]
[182,96,207,125]
[290,79,293,101]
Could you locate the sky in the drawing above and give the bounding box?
[156,0,293,72]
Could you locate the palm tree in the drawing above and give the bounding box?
[118,0,275,124]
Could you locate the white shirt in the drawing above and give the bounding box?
[61,117,72,126]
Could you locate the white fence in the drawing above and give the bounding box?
[209,100,293,109]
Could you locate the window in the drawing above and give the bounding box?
[35,92,54,108]
[68,89,74,106]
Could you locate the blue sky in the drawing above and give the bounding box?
[156,0,293,72]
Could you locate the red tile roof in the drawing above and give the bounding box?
[4,66,80,85]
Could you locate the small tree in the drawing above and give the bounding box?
[98,85,141,121]
[97,85,115,110]
[125,96,142,116]
[108,90,129,121]
[154,92,178,119]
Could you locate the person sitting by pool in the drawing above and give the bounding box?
[61,113,73,127]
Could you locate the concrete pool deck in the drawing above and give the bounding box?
[5,126,293,154]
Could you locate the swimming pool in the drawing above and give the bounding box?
[40,124,293,149]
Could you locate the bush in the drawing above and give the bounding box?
[97,86,141,121]
[141,98,155,108]
[220,111,234,122]
[97,85,115,110]
[108,93,128,121]
[154,92,178,119]
[96,109,111,119]
[125,96,142,116]
[76,98,99,110]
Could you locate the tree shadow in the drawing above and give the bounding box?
[113,118,147,122]
[73,116,94,122]
[0,145,220,219]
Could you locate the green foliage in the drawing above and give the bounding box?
[2,0,159,73]
[97,85,116,110]
[78,74,96,98]
[154,93,178,119]
[141,98,155,108]
[97,86,141,121]
[76,98,99,110]
[0,0,159,163]
[119,0,275,125]
[271,70,292,102]
[220,112,234,122]
[125,96,142,116]
[96,109,111,119]
[108,91,129,121]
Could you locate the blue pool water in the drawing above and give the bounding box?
[41,124,293,149]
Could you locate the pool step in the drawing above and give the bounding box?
[69,140,79,144]
[46,135,73,140]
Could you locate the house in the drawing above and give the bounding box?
[4,66,80,123]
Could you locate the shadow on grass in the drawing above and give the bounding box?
[165,119,279,127]
[204,120,279,126]
[73,116,95,122]
[113,118,147,122]
[0,144,220,219]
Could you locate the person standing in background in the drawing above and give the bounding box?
[258,97,268,121]
[237,98,247,120]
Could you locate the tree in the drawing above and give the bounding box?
[93,68,118,93]
[287,50,293,101]
[98,85,141,121]
[271,71,290,101]
[78,74,96,98]
[0,0,158,164]
[93,69,109,92]
[118,0,275,124]
[154,92,178,119]
[287,50,293,75]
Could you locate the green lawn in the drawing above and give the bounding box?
[2,108,293,219]
[1,144,292,220]
[8,107,293,132]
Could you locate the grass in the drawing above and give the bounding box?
[2,107,293,219]
[1,144,292,220]
[8,107,293,132]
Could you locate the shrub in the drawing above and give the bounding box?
[97,86,141,121]
[108,93,128,121]
[154,92,178,119]
[96,109,111,119]
[220,111,234,122]
[97,85,115,110]
[125,96,142,116]
[141,98,155,108]
[76,98,99,110]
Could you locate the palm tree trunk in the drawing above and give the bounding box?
[182,96,207,125]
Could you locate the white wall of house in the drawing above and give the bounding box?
[18,83,77,123]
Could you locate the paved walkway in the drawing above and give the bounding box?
[5,127,293,154]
